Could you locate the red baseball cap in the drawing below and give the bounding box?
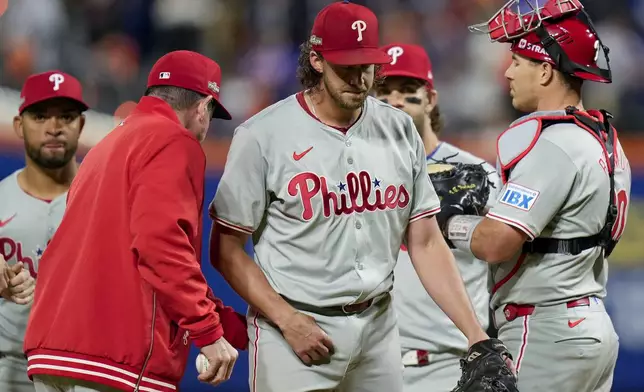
[19,71,89,114]
[147,50,232,120]
[310,1,391,66]
[380,44,434,88]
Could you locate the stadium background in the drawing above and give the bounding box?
[1,0,643,390]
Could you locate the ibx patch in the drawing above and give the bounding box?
[499,182,539,211]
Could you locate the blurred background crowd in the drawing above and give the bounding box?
[1,1,644,391]
[2,0,644,137]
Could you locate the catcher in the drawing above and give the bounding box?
[438,1,630,391]
[376,44,516,392]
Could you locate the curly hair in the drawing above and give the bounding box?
[296,41,323,90]
[429,104,444,136]
[296,41,385,91]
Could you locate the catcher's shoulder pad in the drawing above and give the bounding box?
[499,110,583,171]
[497,118,542,169]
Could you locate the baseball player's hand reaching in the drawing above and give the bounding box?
[279,311,335,366]
[2,262,36,305]
[197,337,239,386]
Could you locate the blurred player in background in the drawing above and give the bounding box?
[209,2,510,391]
[374,43,500,392]
[0,70,84,392]
[436,1,632,391]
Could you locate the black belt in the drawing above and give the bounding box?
[281,294,387,317]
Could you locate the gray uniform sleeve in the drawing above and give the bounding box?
[485,164,502,210]
[210,126,266,234]
[408,120,441,222]
[486,138,577,240]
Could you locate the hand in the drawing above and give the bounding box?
[278,311,335,366]
[0,255,9,293]
[504,352,518,377]
[2,263,35,305]
[197,337,239,386]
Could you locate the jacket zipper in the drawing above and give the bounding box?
[134,292,156,392]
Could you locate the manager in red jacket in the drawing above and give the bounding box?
[24,50,248,392]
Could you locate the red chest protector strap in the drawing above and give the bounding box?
[501,106,619,256]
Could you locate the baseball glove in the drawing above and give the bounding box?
[427,159,494,233]
[451,338,519,392]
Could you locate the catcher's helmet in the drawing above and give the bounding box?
[469,0,611,83]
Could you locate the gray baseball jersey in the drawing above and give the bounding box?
[394,142,499,354]
[0,170,67,356]
[212,93,441,308]
[486,110,632,309]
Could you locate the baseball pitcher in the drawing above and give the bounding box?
[436,2,631,391]
[209,2,516,392]
[0,71,87,392]
[374,43,501,392]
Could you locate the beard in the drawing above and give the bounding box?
[323,73,368,110]
[24,139,78,169]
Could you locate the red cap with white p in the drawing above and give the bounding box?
[19,71,89,114]
[309,1,391,66]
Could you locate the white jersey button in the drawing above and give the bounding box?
[355,221,362,229]
[347,157,354,165]
[345,140,352,147]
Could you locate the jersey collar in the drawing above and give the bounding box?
[132,96,182,125]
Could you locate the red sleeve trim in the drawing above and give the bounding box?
[486,212,536,241]
[214,217,254,235]
[191,323,224,348]
[409,207,441,223]
[219,309,249,350]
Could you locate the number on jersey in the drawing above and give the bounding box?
[612,189,629,240]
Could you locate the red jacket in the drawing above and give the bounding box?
[24,97,248,392]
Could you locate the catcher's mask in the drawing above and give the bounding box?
[469,0,611,83]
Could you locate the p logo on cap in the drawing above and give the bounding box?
[351,20,367,42]
[387,46,404,65]
[380,43,434,88]
[49,73,65,91]
[309,1,391,66]
[19,70,89,113]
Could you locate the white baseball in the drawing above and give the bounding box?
[195,353,210,374]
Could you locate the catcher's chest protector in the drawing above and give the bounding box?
[496,108,616,184]
[497,107,621,256]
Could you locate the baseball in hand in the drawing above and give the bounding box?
[195,353,210,374]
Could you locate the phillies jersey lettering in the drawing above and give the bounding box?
[212,94,441,308]
[394,142,498,353]
[0,170,67,355]
[288,171,410,220]
[487,112,632,309]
